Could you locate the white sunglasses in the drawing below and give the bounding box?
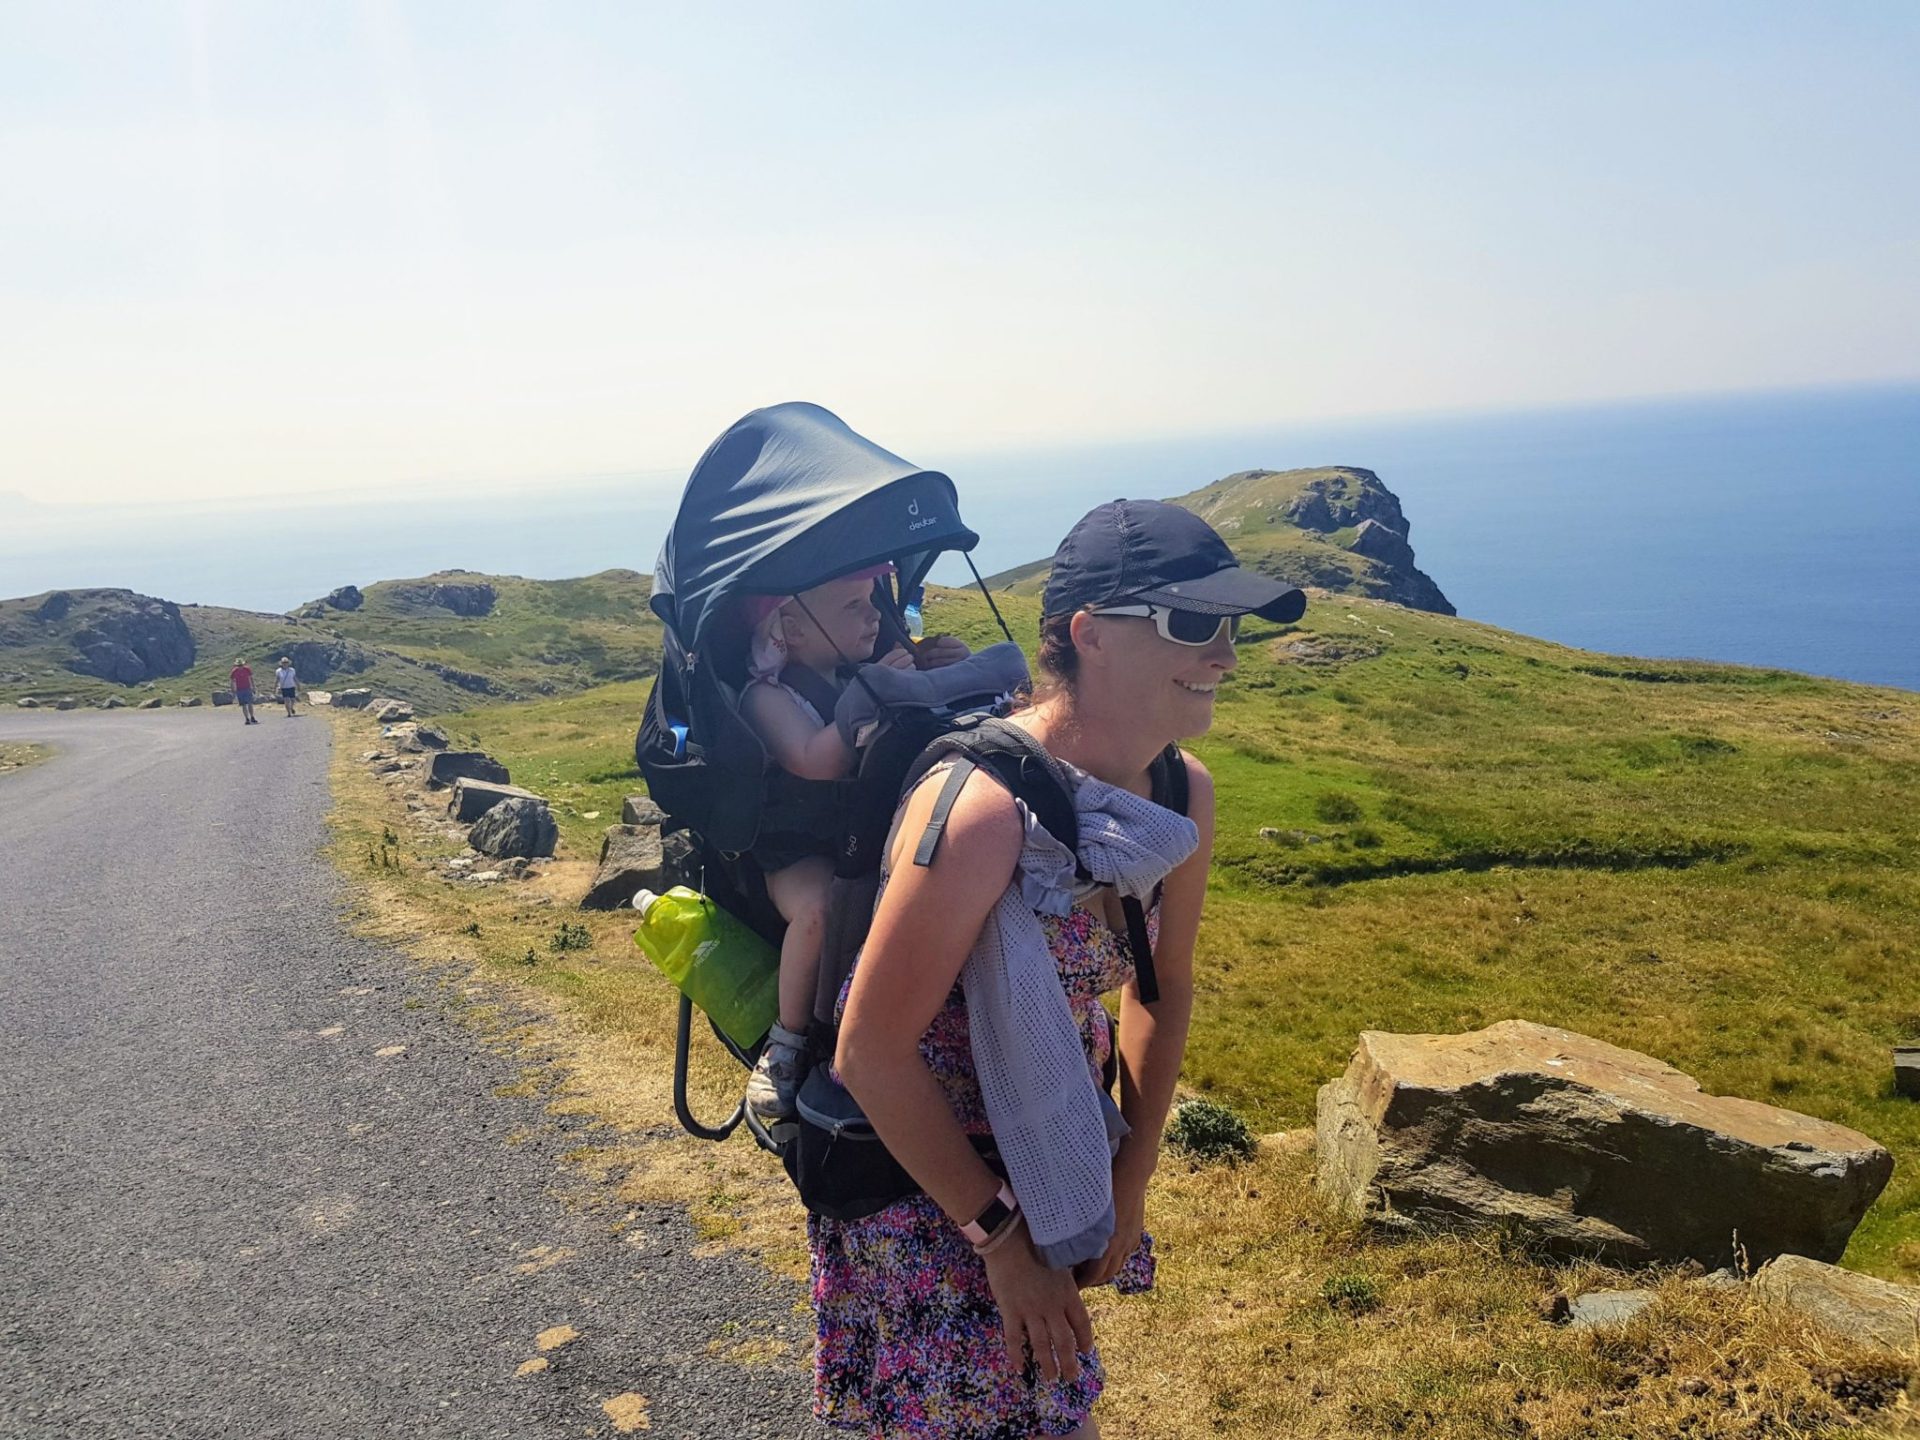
[1085,603,1240,647]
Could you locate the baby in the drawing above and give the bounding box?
[738,567,967,1120]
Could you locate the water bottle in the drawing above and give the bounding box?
[632,887,779,1048]
[904,589,925,641]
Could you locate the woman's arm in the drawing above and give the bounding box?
[742,681,854,781]
[836,769,1095,1382]
[1079,751,1215,1287]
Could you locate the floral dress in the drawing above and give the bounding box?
[809,898,1157,1439]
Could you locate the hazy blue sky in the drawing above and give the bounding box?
[3,1,1915,508]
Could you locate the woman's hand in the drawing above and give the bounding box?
[1073,1170,1147,1289]
[983,1226,1095,1383]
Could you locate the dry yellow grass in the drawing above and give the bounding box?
[325,709,1917,1438]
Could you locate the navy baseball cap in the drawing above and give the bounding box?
[1042,499,1307,623]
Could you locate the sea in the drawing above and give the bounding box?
[3,385,1916,692]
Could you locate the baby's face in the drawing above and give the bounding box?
[782,574,882,666]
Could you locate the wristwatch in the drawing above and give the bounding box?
[959,1183,1017,1246]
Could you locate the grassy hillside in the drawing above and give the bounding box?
[305,569,662,697]
[431,582,1920,1285]
[0,590,477,711]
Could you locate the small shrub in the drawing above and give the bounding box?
[382,826,398,845]
[520,947,538,967]
[1349,823,1384,849]
[1321,1272,1382,1315]
[1314,791,1363,823]
[1165,1098,1257,1165]
[551,921,593,952]
[460,921,482,936]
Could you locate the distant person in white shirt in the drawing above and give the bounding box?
[274,658,299,717]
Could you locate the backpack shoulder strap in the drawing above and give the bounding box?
[903,716,1079,872]
[1150,742,1189,816]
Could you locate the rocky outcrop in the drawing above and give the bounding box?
[323,585,363,612]
[425,751,509,790]
[283,638,376,685]
[423,661,505,695]
[50,591,197,683]
[389,580,496,617]
[468,796,556,859]
[1316,1019,1892,1269]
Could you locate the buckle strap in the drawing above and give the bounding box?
[913,758,978,868]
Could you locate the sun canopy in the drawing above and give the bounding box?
[650,402,978,653]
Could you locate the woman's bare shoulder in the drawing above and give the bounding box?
[890,761,1024,877]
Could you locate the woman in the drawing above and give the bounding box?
[816,499,1306,1439]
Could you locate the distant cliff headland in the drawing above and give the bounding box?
[984,466,1454,616]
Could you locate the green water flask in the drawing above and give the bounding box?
[632,887,780,1049]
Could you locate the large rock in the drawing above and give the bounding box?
[62,592,196,682]
[468,796,556,859]
[15,697,39,708]
[137,697,163,709]
[1315,1020,1892,1269]
[331,688,373,709]
[425,751,509,790]
[1754,1255,1920,1354]
[580,825,671,910]
[367,698,415,723]
[211,691,234,707]
[284,638,376,685]
[447,778,542,823]
[323,584,363,612]
[386,722,450,753]
[1349,517,1417,570]
[621,793,666,827]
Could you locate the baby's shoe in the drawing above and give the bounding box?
[746,1024,809,1121]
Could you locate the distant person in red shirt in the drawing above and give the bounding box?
[230,660,258,725]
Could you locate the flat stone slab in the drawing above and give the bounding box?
[1316,1019,1893,1268]
[1896,1048,1919,1100]
[621,793,666,827]
[331,688,373,709]
[1567,1289,1657,1330]
[1754,1254,1920,1354]
[447,778,542,823]
[425,751,509,790]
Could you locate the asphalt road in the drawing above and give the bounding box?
[0,709,826,1440]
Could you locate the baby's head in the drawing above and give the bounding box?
[778,573,882,669]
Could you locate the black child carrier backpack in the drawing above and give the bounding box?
[636,402,1188,1218]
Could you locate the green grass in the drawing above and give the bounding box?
[318,569,663,696]
[423,585,1919,1282]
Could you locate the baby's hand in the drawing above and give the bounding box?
[876,646,918,672]
[916,634,971,669]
